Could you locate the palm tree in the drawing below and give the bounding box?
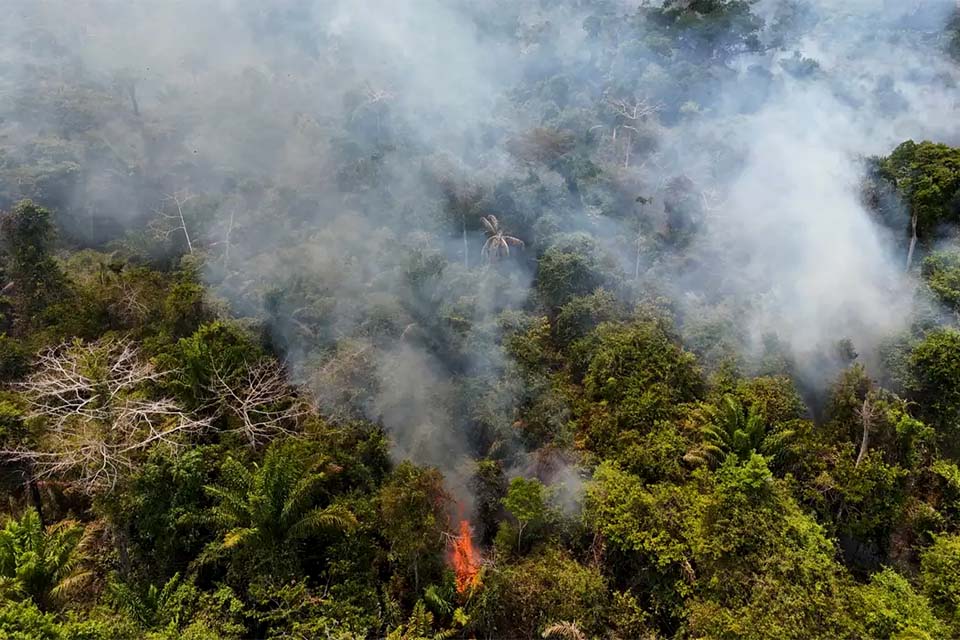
[204,441,357,572]
[108,572,189,630]
[0,509,91,611]
[480,215,524,261]
[685,395,796,467]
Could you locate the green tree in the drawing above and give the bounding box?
[0,200,68,330]
[908,328,960,445]
[502,477,548,552]
[0,510,90,611]
[205,441,357,577]
[107,572,197,631]
[536,235,623,313]
[921,250,960,313]
[686,394,796,468]
[879,141,960,267]
[380,462,449,594]
[578,320,703,452]
[470,548,607,639]
[854,567,946,640]
[920,533,960,633]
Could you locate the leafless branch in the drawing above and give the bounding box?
[2,339,210,493]
[149,189,197,254]
[210,358,310,447]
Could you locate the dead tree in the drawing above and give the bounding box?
[210,359,310,447]
[605,96,661,169]
[150,190,197,254]
[2,339,210,493]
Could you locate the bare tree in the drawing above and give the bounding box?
[481,215,524,261]
[1,339,211,493]
[210,358,311,447]
[605,95,661,168]
[150,190,197,254]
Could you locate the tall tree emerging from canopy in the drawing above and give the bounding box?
[878,141,960,268]
[481,215,524,262]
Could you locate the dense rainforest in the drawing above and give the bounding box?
[3,0,960,638]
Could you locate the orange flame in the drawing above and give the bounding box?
[451,519,481,594]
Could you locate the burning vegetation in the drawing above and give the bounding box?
[451,519,481,594]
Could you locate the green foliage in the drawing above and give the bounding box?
[536,235,623,313]
[3,5,960,637]
[920,533,960,633]
[380,461,449,594]
[470,548,607,638]
[158,321,264,409]
[108,572,198,631]
[577,319,702,459]
[908,328,960,443]
[0,335,29,382]
[922,250,960,313]
[204,440,357,578]
[502,477,548,552]
[686,394,796,468]
[880,141,960,235]
[96,447,211,583]
[0,200,69,330]
[854,567,946,640]
[0,509,90,611]
[553,289,625,347]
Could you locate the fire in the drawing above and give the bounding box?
[451,519,481,594]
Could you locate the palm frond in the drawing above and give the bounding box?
[288,504,357,541]
[542,621,586,640]
[223,527,258,549]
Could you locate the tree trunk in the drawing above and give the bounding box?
[905,212,918,271]
[25,464,45,526]
[463,216,468,268]
[126,82,140,117]
[856,398,872,468]
[635,237,641,280]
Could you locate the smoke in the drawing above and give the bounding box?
[3,0,960,504]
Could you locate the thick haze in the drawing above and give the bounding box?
[3,0,959,500]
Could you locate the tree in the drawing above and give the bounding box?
[853,568,946,640]
[536,235,623,313]
[481,215,524,262]
[107,572,196,631]
[580,319,703,433]
[921,533,960,634]
[0,200,68,329]
[150,190,199,255]
[908,328,960,444]
[205,440,357,576]
[502,477,548,552]
[878,141,960,269]
[0,509,90,612]
[685,394,796,468]
[380,462,449,594]
[3,338,211,492]
[210,357,311,447]
[470,548,607,639]
[922,250,960,315]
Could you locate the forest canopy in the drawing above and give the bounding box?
[1,1,960,638]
